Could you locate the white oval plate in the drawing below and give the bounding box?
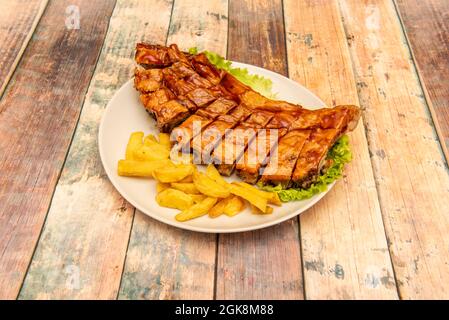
[99,62,333,233]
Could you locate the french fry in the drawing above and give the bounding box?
[190,194,206,203]
[125,132,144,160]
[143,134,157,145]
[156,188,194,210]
[117,159,171,177]
[208,197,229,218]
[171,182,199,194]
[178,175,193,183]
[223,196,245,216]
[153,164,195,183]
[205,164,229,188]
[158,133,171,149]
[234,181,282,206]
[193,171,230,198]
[229,183,267,213]
[134,144,170,161]
[175,197,218,222]
[156,182,170,193]
[251,204,274,214]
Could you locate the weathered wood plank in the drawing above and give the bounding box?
[215,0,304,300]
[339,0,449,299]
[0,0,48,97]
[17,0,175,299]
[395,0,449,162]
[284,0,398,300]
[0,0,116,300]
[118,0,228,300]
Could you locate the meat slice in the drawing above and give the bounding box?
[291,128,340,188]
[190,53,226,85]
[171,114,212,149]
[259,130,311,187]
[152,100,190,133]
[195,98,237,119]
[135,43,173,68]
[240,91,303,112]
[139,87,175,116]
[212,110,274,176]
[134,68,163,93]
[191,104,250,163]
[186,88,219,108]
[236,128,287,184]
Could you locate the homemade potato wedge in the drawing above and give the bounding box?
[171,182,199,194]
[223,196,245,216]
[134,144,170,161]
[208,197,230,218]
[251,204,274,215]
[234,181,281,206]
[175,197,218,222]
[178,175,193,183]
[205,164,229,188]
[190,194,207,203]
[156,182,170,193]
[158,133,171,149]
[143,134,157,145]
[153,164,195,183]
[117,159,171,177]
[229,183,267,213]
[193,171,230,198]
[156,188,194,210]
[125,132,144,160]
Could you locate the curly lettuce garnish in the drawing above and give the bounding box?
[189,47,275,98]
[257,135,352,202]
[190,47,352,202]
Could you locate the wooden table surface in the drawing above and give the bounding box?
[0,0,448,300]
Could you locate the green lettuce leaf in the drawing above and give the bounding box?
[189,47,275,98]
[189,47,352,202]
[257,135,352,202]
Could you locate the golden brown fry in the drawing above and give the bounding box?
[208,197,229,218]
[153,164,195,183]
[143,134,157,145]
[134,144,170,161]
[125,132,144,160]
[156,188,194,210]
[178,175,193,183]
[117,159,171,177]
[190,194,207,203]
[234,181,282,206]
[229,183,267,213]
[251,204,274,214]
[193,171,230,198]
[156,182,170,193]
[171,182,199,194]
[205,164,229,188]
[158,133,171,149]
[175,197,218,222]
[223,196,245,216]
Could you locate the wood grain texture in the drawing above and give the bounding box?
[339,0,449,299]
[0,0,116,300]
[18,0,176,299]
[284,0,397,300]
[118,0,228,300]
[395,0,449,161]
[0,0,48,97]
[215,0,304,300]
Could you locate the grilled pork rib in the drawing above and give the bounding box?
[133,43,361,187]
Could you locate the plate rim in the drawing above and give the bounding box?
[98,61,334,233]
